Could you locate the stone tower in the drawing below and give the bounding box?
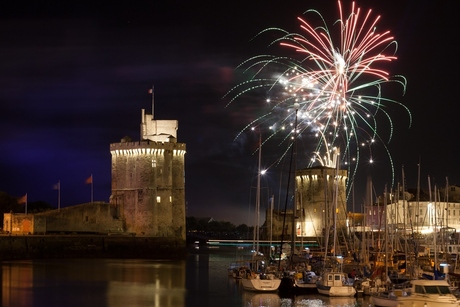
[264,165,348,245]
[110,108,186,242]
[295,166,348,248]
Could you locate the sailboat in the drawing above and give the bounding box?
[278,111,319,294]
[370,185,411,306]
[315,148,356,297]
[240,131,281,292]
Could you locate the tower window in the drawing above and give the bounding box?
[156,196,161,203]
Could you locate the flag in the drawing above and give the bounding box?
[53,182,60,190]
[18,194,27,204]
[85,175,93,184]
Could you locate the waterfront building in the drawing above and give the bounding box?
[3,100,186,246]
[265,165,349,254]
[109,109,186,238]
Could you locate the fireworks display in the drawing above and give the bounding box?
[225,1,411,194]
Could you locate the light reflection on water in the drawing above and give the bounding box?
[0,245,371,307]
[242,291,371,307]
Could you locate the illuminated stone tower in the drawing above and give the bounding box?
[110,107,186,242]
[295,166,348,240]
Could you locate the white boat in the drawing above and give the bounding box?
[315,149,355,297]
[239,138,281,292]
[396,279,459,307]
[370,288,410,307]
[239,254,281,291]
[240,273,281,292]
[316,271,356,297]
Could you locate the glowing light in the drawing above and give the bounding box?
[225,0,411,193]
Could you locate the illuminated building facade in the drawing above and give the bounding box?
[110,109,186,240]
[3,105,187,251]
[265,166,348,251]
[295,166,348,237]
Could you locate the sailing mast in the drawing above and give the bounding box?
[255,132,261,253]
[402,166,409,278]
[278,103,299,270]
[384,184,389,289]
[251,129,262,253]
[270,195,274,258]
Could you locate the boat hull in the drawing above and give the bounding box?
[294,279,317,290]
[396,295,459,307]
[316,283,356,297]
[369,292,398,307]
[316,271,356,297]
[240,278,281,292]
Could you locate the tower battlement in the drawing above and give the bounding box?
[110,140,186,156]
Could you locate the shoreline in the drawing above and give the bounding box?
[0,234,186,261]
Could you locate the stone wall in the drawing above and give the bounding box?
[296,166,348,232]
[110,140,186,240]
[3,203,124,235]
[0,235,186,260]
[35,202,124,234]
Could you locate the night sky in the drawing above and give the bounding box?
[0,1,458,226]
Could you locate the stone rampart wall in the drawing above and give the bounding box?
[0,235,186,260]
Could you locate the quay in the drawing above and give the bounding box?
[0,234,186,261]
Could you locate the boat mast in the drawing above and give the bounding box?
[255,132,261,253]
[270,195,274,258]
[278,103,299,270]
[291,104,299,259]
[384,184,389,289]
[332,148,340,259]
[402,166,409,278]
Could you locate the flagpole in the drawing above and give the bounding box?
[151,85,154,119]
[25,193,28,215]
[91,174,93,203]
[58,180,61,211]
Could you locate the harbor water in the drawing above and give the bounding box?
[1,243,371,307]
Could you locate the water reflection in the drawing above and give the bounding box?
[241,293,365,307]
[0,246,370,307]
[1,259,186,307]
[242,292,281,306]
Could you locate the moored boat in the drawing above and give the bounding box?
[240,254,282,292]
[279,267,318,293]
[396,279,459,307]
[316,271,356,297]
[240,273,281,292]
[369,287,410,307]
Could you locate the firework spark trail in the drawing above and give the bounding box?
[224,1,411,194]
